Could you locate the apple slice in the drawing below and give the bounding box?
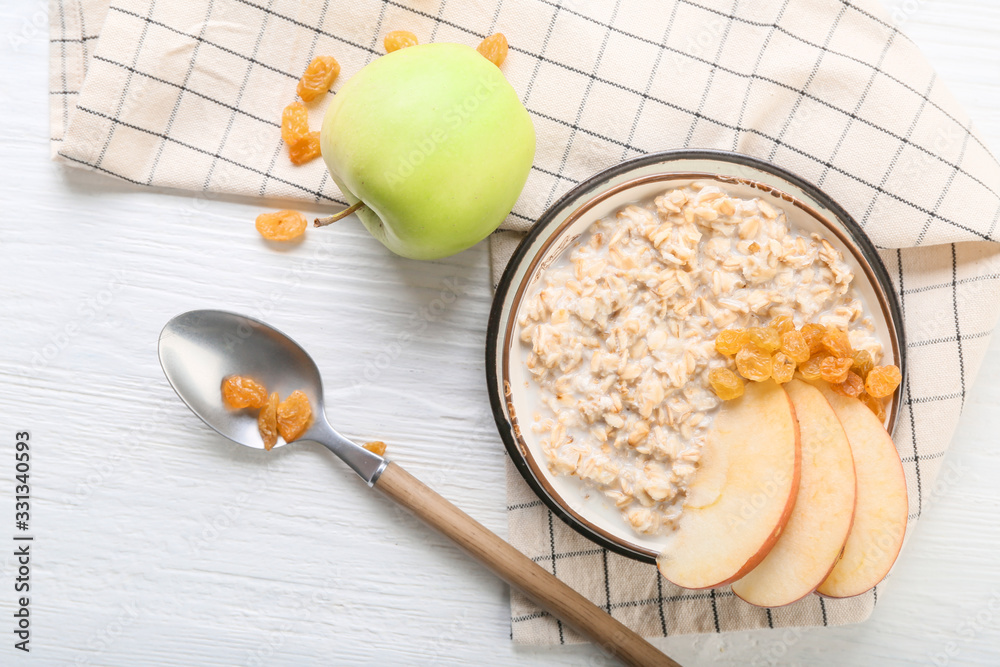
[657,380,800,589]
[731,380,856,607]
[811,381,908,598]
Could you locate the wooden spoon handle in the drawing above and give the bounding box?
[374,462,680,667]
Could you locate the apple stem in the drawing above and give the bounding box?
[314,201,367,227]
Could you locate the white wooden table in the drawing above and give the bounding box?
[1,1,999,664]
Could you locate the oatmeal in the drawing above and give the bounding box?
[518,182,883,537]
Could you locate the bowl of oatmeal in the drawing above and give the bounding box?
[486,150,904,563]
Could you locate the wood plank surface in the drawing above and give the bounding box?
[0,1,998,664]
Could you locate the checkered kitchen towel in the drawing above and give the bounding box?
[49,0,108,157]
[51,0,1000,645]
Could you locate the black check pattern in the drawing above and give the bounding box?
[48,0,109,155]
[51,0,1000,645]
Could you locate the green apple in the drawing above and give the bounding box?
[319,42,535,260]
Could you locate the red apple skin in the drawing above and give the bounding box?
[732,380,859,607]
[815,472,859,594]
[735,482,857,607]
[816,516,905,598]
[816,523,905,598]
[657,382,801,590]
[810,381,908,599]
[701,388,802,590]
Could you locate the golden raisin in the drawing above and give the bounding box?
[780,331,810,364]
[831,371,864,398]
[801,323,826,355]
[747,327,781,353]
[859,392,887,422]
[256,210,307,241]
[476,33,508,67]
[715,328,747,356]
[771,352,796,384]
[866,365,902,399]
[735,345,772,382]
[258,392,279,451]
[708,367,745,400]
[799,353,829,381]
[277,390,313,442]
[297,56,340,102]
[851,349,874,380]
[363,441,387,456]
[821,328,853,358]
[221,375,267,410]
[281,101,309,145]
[384,30,418,53]
[288,131,321,165]
[820,356,853,384]
[769,315,795,335]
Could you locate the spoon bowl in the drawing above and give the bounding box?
[158,309,384,482]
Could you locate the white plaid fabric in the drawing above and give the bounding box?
[51,0,1000,646]
[48,0,108,157]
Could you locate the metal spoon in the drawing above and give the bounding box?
[158,309,678,667]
